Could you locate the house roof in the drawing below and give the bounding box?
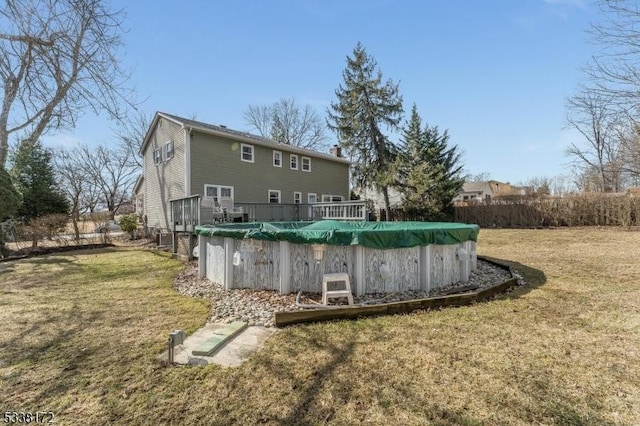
[140,111,349,164]
[133,175,144,195]
[461,182,488,193]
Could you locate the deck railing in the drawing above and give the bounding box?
[312,201,367,221]
[171,196,367,227]
[170,195,200,232]
[235,201,367,222]
[235,203,315,222]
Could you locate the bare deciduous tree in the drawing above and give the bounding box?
[586,0,640,112]
[566,87,624,192]
[465,172,492,182]
[244,98,328,151]
[0,0,134,169]
[55,146,102,238]
[615,124,640,186]
[80,144,137,219]
[520,176,552,197]
[549,174,577,196]
[115,110,150,169]
[568,1,640,191]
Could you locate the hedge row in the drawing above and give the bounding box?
[453,194,640,227]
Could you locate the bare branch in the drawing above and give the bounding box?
[244,98,328,151]
[77,144,137,218]
[0,0,136,169]
[113,109,150,169]
[565,87,625,192]
[0,33,53,46]
[584,0,640,112]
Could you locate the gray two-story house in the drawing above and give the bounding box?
[137,112,350,231]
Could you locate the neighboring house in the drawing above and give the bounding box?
[114,200,135,216]
[133,175,144,216]
[356,186,403,211]
[137,112,350,231]
[453,180,527,205]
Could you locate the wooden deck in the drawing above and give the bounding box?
[169,196,368,258]
[170,196,367,230]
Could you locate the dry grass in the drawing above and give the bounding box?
[1,229,639,425]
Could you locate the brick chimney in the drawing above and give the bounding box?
[329,144,342,157]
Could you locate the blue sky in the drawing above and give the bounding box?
[45,0,595,185]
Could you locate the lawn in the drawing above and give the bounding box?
[0,229,638,425]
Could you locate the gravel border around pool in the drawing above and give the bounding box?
[174,259,523,328]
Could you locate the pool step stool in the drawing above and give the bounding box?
[191,321,247,357]
[322,273,354,306]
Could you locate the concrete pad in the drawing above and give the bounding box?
[160,324,278,367]
[191,321,247,356]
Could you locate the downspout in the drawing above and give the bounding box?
[184,126,194,259]
[184,126,192,196]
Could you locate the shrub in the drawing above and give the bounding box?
[17,214,68,249]
[118,214,139,239]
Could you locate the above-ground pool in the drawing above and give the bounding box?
[195,220,479,295]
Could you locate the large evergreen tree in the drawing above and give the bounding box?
[0,167,20,255]
[395,104,464,220]
[11,143,69,222]
[0,168,20,221]
[327,43,403,218]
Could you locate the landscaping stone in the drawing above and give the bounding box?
[174,259,518,328]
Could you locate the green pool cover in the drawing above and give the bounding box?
[195,220,479,250]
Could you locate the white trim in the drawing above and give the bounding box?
[293,191,302,204]
[307,193,317,203]
[268,189,281,204]
[153,148,163,165]
[273,150,282,167]
[133,175,144,195]
[290,154,298,170]
[301,156,311,172]
[241,143,255,163]
[204,184,234,201]
[184,130,191,196]
[165,140,174,161]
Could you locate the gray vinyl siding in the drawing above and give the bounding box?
[189,132,349,203]
[142,118,185,229]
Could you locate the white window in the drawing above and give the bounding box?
[204,184,234,203]
[241,144,254,163]
[165,141,174,161]
[273,150,282,167]
[301,156,311,172]
[268,189,281,204]
[290,154,298,170]
[153,148,163,165]
[307,193,317,203]
[294,192,302,204]
[322,194,344,202]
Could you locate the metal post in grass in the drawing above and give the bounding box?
[168,335,174,364]
[167,330,185,364]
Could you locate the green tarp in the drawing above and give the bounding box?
[195,220,479,250]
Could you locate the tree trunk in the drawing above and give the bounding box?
[382,186,391,221]
[72,209,80,240]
